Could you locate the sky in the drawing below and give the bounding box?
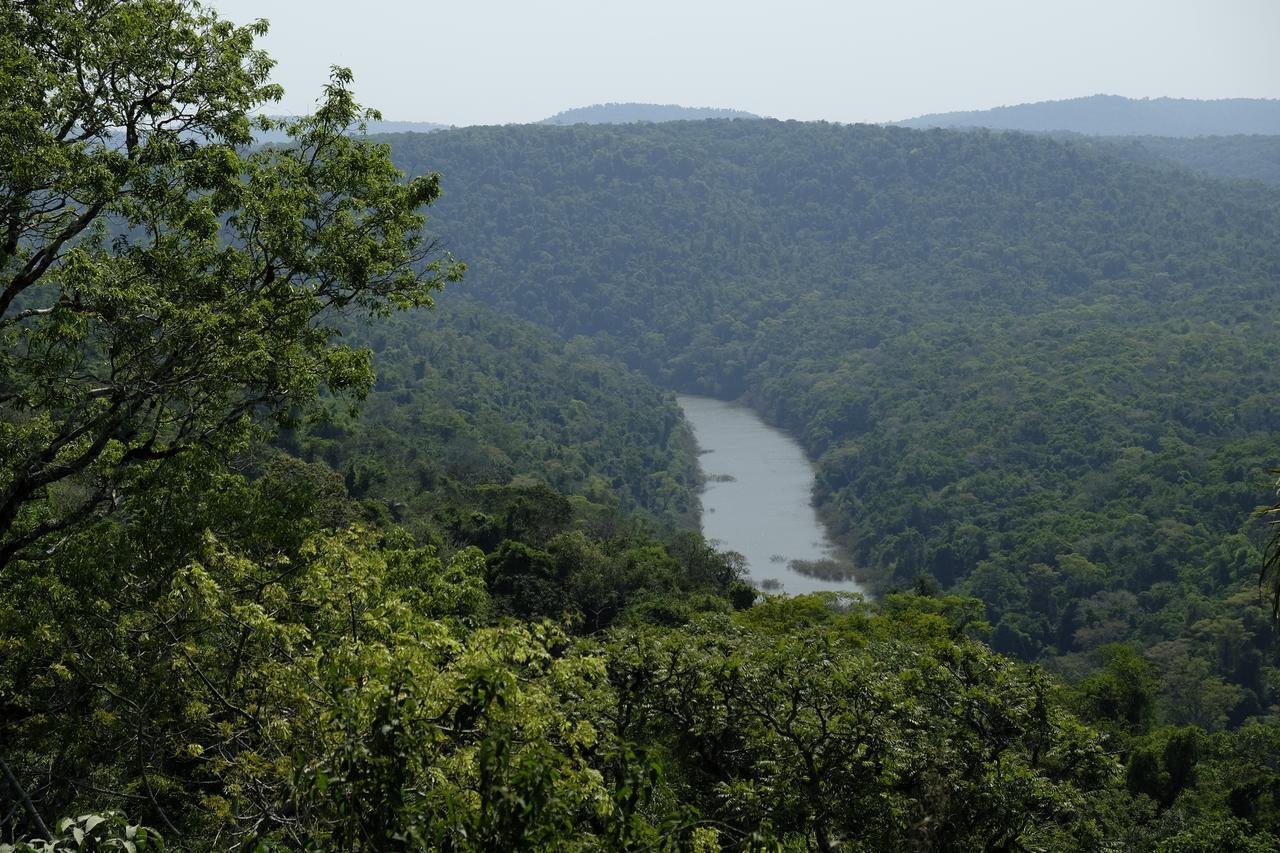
[207,0,1280,126]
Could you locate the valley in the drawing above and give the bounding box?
[381,121,1280,722]
[6,3,1280,846]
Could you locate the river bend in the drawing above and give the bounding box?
[677,395,866,597]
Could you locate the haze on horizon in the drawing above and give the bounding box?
[209,0,1279,127]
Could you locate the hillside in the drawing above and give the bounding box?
[14,3,1280,848]
[540,102,761,124]
[282,300,701,533]
[1093,134,1280,186]
[896,94,1280,136]
[383,120,1280,725]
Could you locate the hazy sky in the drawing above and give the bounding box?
[208,0,1280,126]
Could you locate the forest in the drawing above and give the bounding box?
[4,1,1280,850]
[1091,134,1280,187]
[384,119,1280,728]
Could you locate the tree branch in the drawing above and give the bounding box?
[0,752,51,840]
[0,199,107,321]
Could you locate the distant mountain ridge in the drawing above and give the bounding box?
[254,118,448,144]
[540,102,761,125]
[895,94,1280,137]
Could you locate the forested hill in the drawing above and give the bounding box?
[383,120,1280,726]
[540,102,761,124]
[16,3,1280,847]
[282,300,701,533]
[1086,134,1280,186]
[895,94,1280,136]
[893,96,1280,186]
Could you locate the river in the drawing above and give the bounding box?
[677,395,867,597]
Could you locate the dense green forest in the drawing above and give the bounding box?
[6,2,1280,850]
[283,300,701,534]
[896,94,1280,136]
[1095,134,1280,187]
[384,120,1280,728]
[918,130,1280,189]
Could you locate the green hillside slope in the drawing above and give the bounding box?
[12,3,1280,848]
[1095,134,1280,186]
[282,300,701,533]
[382,121,1280,721]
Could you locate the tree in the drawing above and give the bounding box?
[1263,473,1280,622]
[608,597,1121,850]
[1077,643,1158,737]
[0,0,462,570]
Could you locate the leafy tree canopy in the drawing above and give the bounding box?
[382,119,1280,725]
[0,0,462,570]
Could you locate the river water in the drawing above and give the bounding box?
[677,395,867,597]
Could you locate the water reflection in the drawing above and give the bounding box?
[677,394,866,596]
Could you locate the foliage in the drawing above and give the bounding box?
[0,436,743,847]
[4,456,1146,848]
[281,300,701,532]
[6,3,1280,850]
[381,119,1280,721]
[1091,134,1280,187]
[1111,720,1280,850]
[0,0,461,569]
[1262,475,1280,621]
[610,595,1122,850]
[1,813,161,853]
